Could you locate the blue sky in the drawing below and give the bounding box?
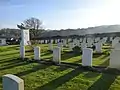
[0,0,120,29]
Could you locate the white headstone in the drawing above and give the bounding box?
[73,39,77,44]
[87,42,93,47]
[53,47,61,64]
[110,37,113,41]
[40,40,43,44]
[95,42,102,53]
[38,40,41,44]
[20,46,25,59]
[82,48,93,66]
[83,38,86,43]
[110,49,120,69]
[48,43,53,51]
[79,38,82,42]
[63,39,67,47]
[112,39,119,48]
[95,37,100,42]
[81,43,87,50]
[68,38,72,42]
[57,39,60,43]
[114,43,120,50]
[69,42,74,51]
[76,40,80,46]
[55,39,58,44]
[101,38,106,44]
[34,46,40,60]
[21,29,30,46]
[50,40,53,43]
[3,74,24,90]
[57,42,63,50]
[45,40,48,44]
[86,38,89,43]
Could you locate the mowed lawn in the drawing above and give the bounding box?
[0,44,120,90]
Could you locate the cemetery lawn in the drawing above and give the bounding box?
[0,45,120,90]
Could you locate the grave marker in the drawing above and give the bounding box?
[114,43,120,50]
[69,42,74,51]
[53,47,61,64]
[3,74,24,90]
[21,29,30,46]
[81,43,87,50]
[48,43,53,51]
[95,42,102,53]
[82,48,93,66]
[34,46,40,60]
[20,46,25,59]
[110,49,120,69]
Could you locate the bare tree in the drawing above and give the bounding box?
[23,17,43,39]
[24,17,42,30]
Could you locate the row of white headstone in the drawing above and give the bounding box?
[47,41,102,53]
[20,29,120,69]
[20,43,120,70]
[68,42,102,52]
[20,46,40,60]
[20,46,93,66]
[37,37,103,44]
[38,37,120,47]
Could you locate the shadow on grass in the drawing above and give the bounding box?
[83,72,100,78]
[2,60,22,66]
[15,64,50,77]
[25,54,34,58]
[25,52,34,56]
[0,76,2,83]
[0,55,19,61]
[54,66,69,72]
[25,50,34,53]
[93,53,102,58]
[88,73,117,90]
[41,51,52,56]
[0,61,29,71]
[35,67,83,90]
[101,55,108,59]
[99,58,109,67]
[0,58,19,64]
[42,56,53,61]
[72,59,82,64]
[0,51,19,56]
[61,52,79,61]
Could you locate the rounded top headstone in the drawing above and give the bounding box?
[3,74,23,83]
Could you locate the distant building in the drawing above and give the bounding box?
[0,38,7,46]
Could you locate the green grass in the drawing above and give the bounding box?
[0,44,120,90]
